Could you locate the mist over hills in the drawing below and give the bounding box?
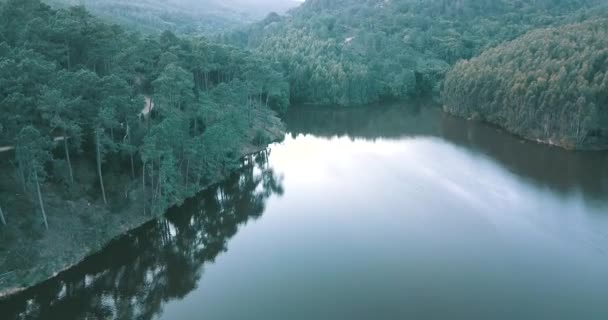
[46,0,301,34]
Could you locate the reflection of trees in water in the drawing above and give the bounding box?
[0,151,283,320]
[287,102,608,200]
[284,102,440,140]
[440,113,608,201]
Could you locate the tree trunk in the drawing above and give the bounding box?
[185,159,190,190]
[34,171,49,230]
[130,152,136,179]
[127,124,135,179]
[64,138,74,185]
[142,160,146,215]
[195,163,201,186]
[248,97,252,121]
[0,205,6,226]
[154,170,161,203]
[65,41,71,71]
[158,183,162,208]
[179,147,185,173]
[150,162,155,201]
[17,161,27,193]
[96,129,108,205]
[153,158,160,204]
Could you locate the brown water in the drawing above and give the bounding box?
[2,103,608,320]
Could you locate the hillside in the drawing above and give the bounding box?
[442,18,608,150]
[228,0,606,106]
[46,0,301,34]
[0,0,288,292]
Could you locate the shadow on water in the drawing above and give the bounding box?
[283,101,441,140]
[439,112,608,201]
[0,152,283,320]
[284,101,608,201]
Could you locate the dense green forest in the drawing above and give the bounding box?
[442,18,608,150]
[226,0,606,106]
[0,0,290,291]
[47,0,300,34]
[0,0,288,262]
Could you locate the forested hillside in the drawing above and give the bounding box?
[2,0,608,296]
[442,18,608,150]
[47,0,301,34]
[0,0,288,291]
[227,0,605,106]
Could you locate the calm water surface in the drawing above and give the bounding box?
[2,103,608,319]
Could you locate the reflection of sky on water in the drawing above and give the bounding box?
[161,132,608,320]
[269,134,608,255]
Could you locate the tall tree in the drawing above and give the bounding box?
[152,63,195,114]
[15,126,52,229]
[94,106,118,205]
[39,87,82,184]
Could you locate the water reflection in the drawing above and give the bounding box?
[440,113,608,200]
[0,152,282,320]
[286,103,608,200]
[283,102,440,139]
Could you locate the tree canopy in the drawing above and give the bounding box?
[225,0,606,106]
[0,0,289,228]
[442,18,608,150]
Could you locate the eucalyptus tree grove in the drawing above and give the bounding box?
[227,0,606,106]
[0,0,288,229]
[442,18,608,150]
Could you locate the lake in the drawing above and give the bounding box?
[2,102,608,319]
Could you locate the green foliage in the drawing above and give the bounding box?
[15,126,52,183]
[152,63,195,113]
[0,0,288,226]
[442,18,608,150]
[227,0,606,106]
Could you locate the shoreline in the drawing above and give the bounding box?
[442,107,608,152]
[0,142,277,298]
[0,117,285,299]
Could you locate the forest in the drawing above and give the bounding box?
[226,0,607,106]
[46,0,300,34]
[442,18,608,150]
[0,0,288,290]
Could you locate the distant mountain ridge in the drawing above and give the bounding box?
[46,0,301,34]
